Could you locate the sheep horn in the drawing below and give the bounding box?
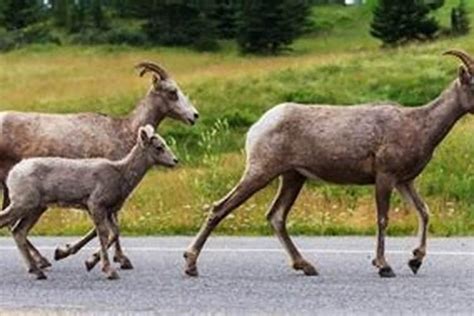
[443,50,474,74]
[135,61,170,80]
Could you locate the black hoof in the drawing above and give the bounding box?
[408,258,422,275]
[85,259,97,272]
[119,258,134,270]
[38,258,52,270]
[379,266,396,278]
[293,261,319,276]
[54,246,70,261]
[184,251,199,277]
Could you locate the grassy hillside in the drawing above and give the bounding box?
[0,1,473,236]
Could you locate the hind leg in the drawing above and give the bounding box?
[22,209,51,269]
[184,168,277,277]
[266,171,317,276]
[397,182,430,275]
[11,213,47,280]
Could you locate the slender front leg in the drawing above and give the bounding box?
[372,174,395,278]
[111,213,133,270]
[85,213,131,271]
[396,182,430,274]
[54,228,97,261]
[90,210,119,280]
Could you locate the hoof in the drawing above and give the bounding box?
[85,259,98,272]
[54,245,70,261]
[115,256,134,270]
[29,268,47,280]
[37,258,52,270]
[408,258,423,275]
[184,251,199,277]
[379,266,396,278]
[106,270,120,280]
[293,261,319,276]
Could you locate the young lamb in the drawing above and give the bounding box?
[0,125,177,280]
[184,50,474,278]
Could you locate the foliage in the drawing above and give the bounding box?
[210,0,240,39]
[0,23,60,52]
[0,0,45,31]
[237,0,311,54]
[451,0,470,35]
[370,0,442,46]
[142,1,218,50]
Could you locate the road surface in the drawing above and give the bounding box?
[0,237,473,314]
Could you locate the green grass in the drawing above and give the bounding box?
[0,2,474,237]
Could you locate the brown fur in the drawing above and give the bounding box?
[0,62,198,269]
[184,51,474,278]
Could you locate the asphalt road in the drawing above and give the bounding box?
[0,237,472,315]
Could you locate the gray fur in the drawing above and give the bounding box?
[0,125,177,280]
[0,61,198,269]
[184,51,474,278]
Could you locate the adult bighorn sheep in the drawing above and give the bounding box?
[184,50,474,278]
[0,61,198,271]
[0,125,177,280]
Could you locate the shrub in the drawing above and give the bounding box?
[0,23,60,52]
[370,0,441,46]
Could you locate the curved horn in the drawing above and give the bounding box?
[135,61,170,80]
[443,50,474,73]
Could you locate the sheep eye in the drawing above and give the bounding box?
[155,145,164,153]
[167,90,178,100]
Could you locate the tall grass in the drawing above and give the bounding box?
[0,2,473,236]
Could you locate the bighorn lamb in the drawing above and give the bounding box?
[184,50,474,278]
[0,61,197,270]
[0,125,177,280]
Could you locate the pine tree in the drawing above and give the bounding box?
[451,0,470,36]
[211,0,239,39]
[68,0,87,33]
[52,0,70,27]
[1,0,45,31]
[143,0,218,49]
[90,0,109,30]
[238,0,311,54]
[370,0,441,46]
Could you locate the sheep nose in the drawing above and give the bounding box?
[173,158,179,164]
[194,113,199,120]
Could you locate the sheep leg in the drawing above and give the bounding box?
[184,169,275,277]
[11,212,47,280]
[89,210,119,280]
[266,171,317,276]
[111,213,133,270]
[85,214,132,271]
[372,174,395,278]
[2,185,10,209]
[22,210,51,269]
[54,228,97,261]
[397,182,429,275]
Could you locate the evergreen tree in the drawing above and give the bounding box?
[143,0,218,49]
[90,0,109,30]
[451,0,470,36]
[370,0,441,46]
[52,0,70,27]
[1,0,45,31]
[68,0,87,33]
[211,0,239,39]
[238,0,311,54]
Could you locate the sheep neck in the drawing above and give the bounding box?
[116,145,152,195]
[415,81,467,152]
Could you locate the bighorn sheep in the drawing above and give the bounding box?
[184,50,474,278]
[0,61,198,271]
[0,125,177,280]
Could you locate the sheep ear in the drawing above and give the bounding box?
[138,127,151,146]
[459,66,472,86]
[152,74,161,89]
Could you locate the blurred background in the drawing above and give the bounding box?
[0,0,473,237]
